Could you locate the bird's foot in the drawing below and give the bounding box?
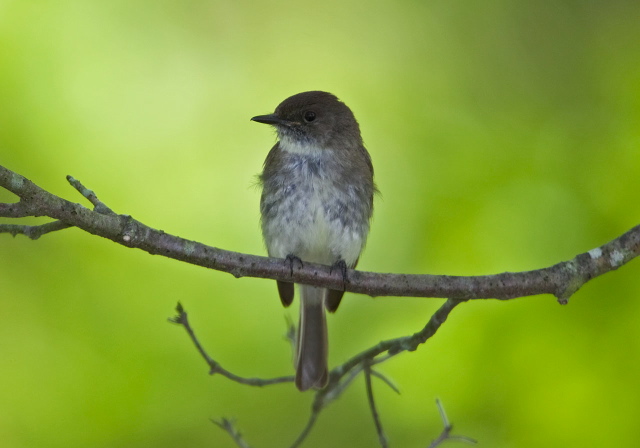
[284,254,304,276]
[330,259,349,290]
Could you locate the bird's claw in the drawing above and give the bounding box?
[330,259,349,290]
[284,254,304,276]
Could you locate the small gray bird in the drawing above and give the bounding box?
[253,91,375,391]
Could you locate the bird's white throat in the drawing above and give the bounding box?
[279,134,327,156]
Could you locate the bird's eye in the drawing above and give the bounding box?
[303,111,316,122]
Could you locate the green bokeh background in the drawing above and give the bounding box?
[1,1,639,447]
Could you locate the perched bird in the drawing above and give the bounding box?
[253,91,375,391]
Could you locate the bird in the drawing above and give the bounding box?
[252,91,375,391]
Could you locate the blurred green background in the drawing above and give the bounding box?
[1,1,639,447]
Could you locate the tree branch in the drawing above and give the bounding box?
[2,164,638,304]
[170,303,293,387]
[172,299,462,447]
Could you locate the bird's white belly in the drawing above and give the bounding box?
[263,180,363,267]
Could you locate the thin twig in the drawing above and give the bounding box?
[0,220,70,239]
[288,411,319,448]
[0,172,115,238]
[427,399,477,448]
[66,175,115,215]
[314,362,363,411]
[211,418,253,448]
[170,303,293,387]
[364,362,389,448]
[332,299,462,382]
[370,370,400,395]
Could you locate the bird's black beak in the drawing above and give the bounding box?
[251,114,291,126]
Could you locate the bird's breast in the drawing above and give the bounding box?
[261,153,369,266]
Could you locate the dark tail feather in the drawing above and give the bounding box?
[295,285,328,391]
[325,289,345,312]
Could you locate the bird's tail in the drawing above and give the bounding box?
[295,285,328,391]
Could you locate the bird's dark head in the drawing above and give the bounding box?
[251,91,362,150]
